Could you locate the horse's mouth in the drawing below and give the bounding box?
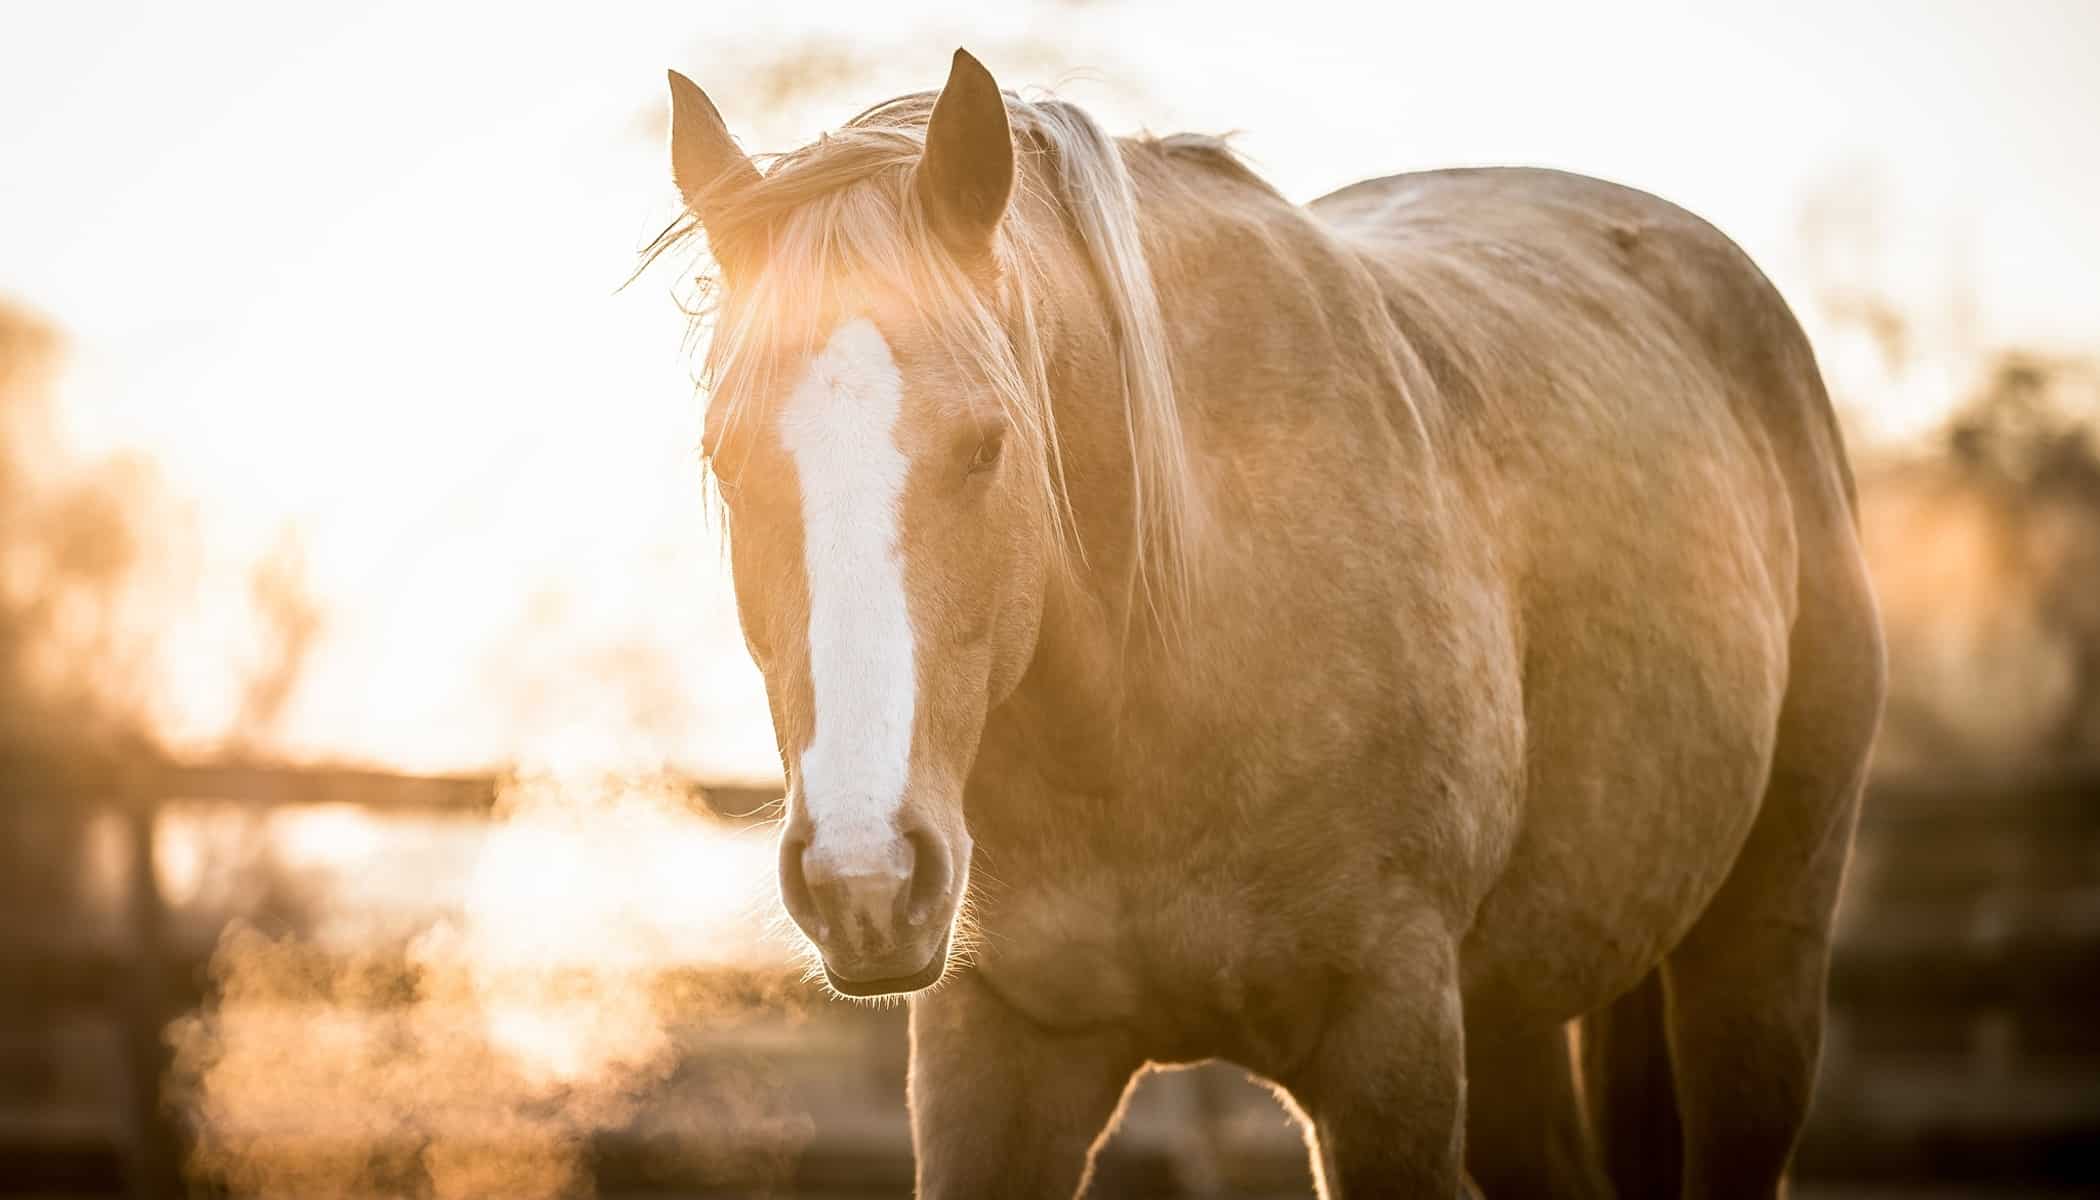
[821,933,951,998]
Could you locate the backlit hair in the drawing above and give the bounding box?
[646,90,1203,626]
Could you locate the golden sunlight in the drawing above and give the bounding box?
[5,2,2098,1197]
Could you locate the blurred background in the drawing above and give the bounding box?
[2,1,2096,1196]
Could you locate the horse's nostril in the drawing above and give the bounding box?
[778,834,823,939]
[903,828,952,926]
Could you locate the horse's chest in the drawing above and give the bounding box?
[977,870,1332,1067]
[975,873,1146,1025]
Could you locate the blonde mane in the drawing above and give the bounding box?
[648,90,1201,625]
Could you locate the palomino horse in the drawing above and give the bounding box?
[653,50,1884,1199]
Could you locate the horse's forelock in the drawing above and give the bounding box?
[676,89,1204,631]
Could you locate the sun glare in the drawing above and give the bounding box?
[5,4,2098,1197]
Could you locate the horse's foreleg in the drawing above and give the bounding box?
[1286,911,1470,1199]
[908,972,1140,1200]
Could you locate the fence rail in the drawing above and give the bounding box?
[3,753,2096,1197]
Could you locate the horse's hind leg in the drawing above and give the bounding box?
[1661,560,1882,1200]
[1578,968,1682,1200]
[1464,1017,1610,1199]
[1660,766,1860,1200]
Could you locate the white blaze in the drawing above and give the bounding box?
[778,318,916,859]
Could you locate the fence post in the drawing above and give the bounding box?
[122,784,181,1200]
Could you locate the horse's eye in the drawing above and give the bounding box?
[968,431,1005,475]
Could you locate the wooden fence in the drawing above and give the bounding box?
[1,755,2094,1197]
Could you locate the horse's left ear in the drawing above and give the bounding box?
[916,48,1015,261]
[667,69,759,232]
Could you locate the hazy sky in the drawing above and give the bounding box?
[4,1,2096,775]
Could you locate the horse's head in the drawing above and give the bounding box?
[664,51,1081,996]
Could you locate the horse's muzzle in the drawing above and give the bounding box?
[778,821,963,996]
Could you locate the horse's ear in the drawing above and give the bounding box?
[667,69,759,232]
[916,49,1015,262]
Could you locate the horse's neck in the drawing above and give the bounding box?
[998,164,1438,787]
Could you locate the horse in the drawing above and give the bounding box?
[651,49,1885,1199]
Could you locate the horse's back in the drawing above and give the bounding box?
[1313,166,1858,528]
[1310,166,1882,1022]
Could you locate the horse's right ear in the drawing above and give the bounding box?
[667,70,759,233]
[916,49,1014,263]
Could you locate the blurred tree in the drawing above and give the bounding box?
[1860,352,2100,772]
